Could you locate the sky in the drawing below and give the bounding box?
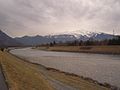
[0,0,120,37]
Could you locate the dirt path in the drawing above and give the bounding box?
[37,66,78,90]
[0,67,8,90]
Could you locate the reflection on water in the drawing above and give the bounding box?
[11,48,120,87]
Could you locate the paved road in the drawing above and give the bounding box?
[0,67,8,90]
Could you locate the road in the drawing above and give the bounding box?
[0,67,8,90]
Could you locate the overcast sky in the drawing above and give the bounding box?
[0,0,120,37]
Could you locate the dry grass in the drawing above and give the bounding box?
[46,69,110,90]
[38,45,120,54]
[0,51,54,90]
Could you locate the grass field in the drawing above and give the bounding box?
[0,51,54,90]
[36,45,120,54]
[0,51,112,90]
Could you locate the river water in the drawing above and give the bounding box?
[10,48,120,88]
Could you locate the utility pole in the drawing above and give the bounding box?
[113,29,115,38]
[113,29,115,36]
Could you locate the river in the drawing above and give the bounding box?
[10,48,120,88]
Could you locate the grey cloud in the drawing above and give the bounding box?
[0,0,120,37]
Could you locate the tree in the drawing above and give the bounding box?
[53,41,56,45]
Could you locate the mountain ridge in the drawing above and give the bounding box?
[15,31,114,46]
[0,30,21,47]
[0,30,115,46]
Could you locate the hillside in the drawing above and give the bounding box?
[0,30,21,47]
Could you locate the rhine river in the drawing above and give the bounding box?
[11,48,120,88]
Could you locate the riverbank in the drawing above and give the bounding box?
[0,51,113,90]
[0,51,54,90]
[35,45,120,54]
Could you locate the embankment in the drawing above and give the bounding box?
[36,45,120,54]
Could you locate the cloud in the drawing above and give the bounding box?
[0,0,120,37]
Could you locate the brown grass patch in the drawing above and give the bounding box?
[37,45,120,54]
[0,51,54,90]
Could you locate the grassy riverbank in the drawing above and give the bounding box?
[0,51,112,90]
[0,51,54,90]
[36,45,120,54]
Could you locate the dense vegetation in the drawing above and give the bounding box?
[108,36,120,45]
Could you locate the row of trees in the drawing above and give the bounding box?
[71,36,120,46]
[38,36,120,47]
[69,36,120,46]
[108,36,120,45]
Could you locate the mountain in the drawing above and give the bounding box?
[15,34,76,46]
[61,30,113,40]
[15,30,114,46]
[0,30,114,47]
[0,30,21,47]
[15,35,50,46]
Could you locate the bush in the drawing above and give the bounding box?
[0,48,4,51]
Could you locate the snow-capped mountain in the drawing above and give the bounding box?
[58,30,102,39]
[53,30,113,41]
[15,30,114,46]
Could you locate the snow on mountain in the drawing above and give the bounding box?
[59,30,113,41]
[15,30,114,46]
[59,30,100,39]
